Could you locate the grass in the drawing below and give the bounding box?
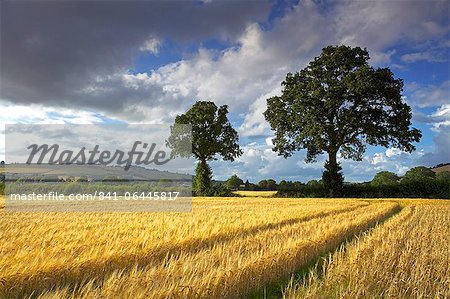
[0,194,447,298]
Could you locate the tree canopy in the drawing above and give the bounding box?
[403,166,436,181]
[371,171,400,186]
[225,174,244,190]
[168,101,242,163]
[264,45,421,196]
[258,179,277,190]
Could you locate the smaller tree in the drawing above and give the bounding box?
[371,171,400,186]
[403,166,435,181]
[167,101,242,195]
[225,174,244,190]
[258,180,268,190]
[266,179,277,190]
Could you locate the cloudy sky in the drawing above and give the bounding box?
[1,0,449,182]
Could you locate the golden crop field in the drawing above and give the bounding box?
[234,190,278,197]
[284,203,450,299]
[0,195,448,298]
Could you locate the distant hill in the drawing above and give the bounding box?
[431,163,450,173]
[2,163,192,181]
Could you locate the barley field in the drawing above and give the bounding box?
[284,203,450,299]
[0,195,448,298]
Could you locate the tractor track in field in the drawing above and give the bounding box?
[248,205,409,299]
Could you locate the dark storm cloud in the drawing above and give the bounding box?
[0,0,270,111]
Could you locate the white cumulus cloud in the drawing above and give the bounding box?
[140,37,161,55]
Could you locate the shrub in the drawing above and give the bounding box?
[277,181,326,197]
[204,182,234,197]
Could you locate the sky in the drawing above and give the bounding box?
[0,0,449,183]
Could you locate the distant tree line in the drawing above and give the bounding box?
[277,166,450,199]
[434,162,450,168]
[223,174,278,191]
[1,166,448,199]
[185,163,450,198]
[211,165,449,199]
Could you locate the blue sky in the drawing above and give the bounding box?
[1,0,449,183]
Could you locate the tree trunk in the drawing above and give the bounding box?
[322,148,343,198]
[328,150,337,197]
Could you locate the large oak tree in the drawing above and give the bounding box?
[264,45,421,197]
